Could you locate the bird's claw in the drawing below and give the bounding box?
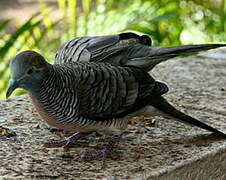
[81,148,109,167]
[43,132,92,148]
[43,138,87,148]
[81,135,122,165]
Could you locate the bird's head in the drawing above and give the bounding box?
[6,50,49,98]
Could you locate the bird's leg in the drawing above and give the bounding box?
[43,132,92,148]
[82,134,122,163]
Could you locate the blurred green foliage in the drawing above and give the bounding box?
[0,0,225,99]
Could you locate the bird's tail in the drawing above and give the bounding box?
[128,44,226,71]
[149,96,226,137]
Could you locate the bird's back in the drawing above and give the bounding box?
[54,32,152,65]
[55,32,226,72]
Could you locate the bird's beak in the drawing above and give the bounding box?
[6,79,19,99]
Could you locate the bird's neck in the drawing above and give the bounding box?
[28,64,55,98]
[32,64,75,99]
[30,64,81,128]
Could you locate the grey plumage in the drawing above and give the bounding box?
[55,32,226,71]
[6,50,226,138]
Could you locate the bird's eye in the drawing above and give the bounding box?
[27,68,34,75]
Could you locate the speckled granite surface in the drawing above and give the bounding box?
[0,48,226,180]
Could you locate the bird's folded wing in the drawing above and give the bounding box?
[74,63,158,120]
[54,33,152,65]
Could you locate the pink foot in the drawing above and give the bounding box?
[82,135,122,165]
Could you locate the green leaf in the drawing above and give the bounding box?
[0,13,41,59]
[0,19,11,32]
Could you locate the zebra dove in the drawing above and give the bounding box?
[6,50,226,158]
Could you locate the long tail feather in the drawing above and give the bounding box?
[143,44,226,71]
[149,96,226,137]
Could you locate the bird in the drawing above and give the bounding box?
[55,32,226,71]
[6,50,226,159]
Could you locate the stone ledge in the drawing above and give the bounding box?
[0,48,226,179]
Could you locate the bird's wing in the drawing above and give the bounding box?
[72,63,167,120]
[54,32,151,65]
[55,32,226,72]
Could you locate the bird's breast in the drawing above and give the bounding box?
[29,94,63,128]
[29,94,113,132]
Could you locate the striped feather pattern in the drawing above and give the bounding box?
[55,32,226,72]
[55,33,143,65]
[36,62,164,131]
